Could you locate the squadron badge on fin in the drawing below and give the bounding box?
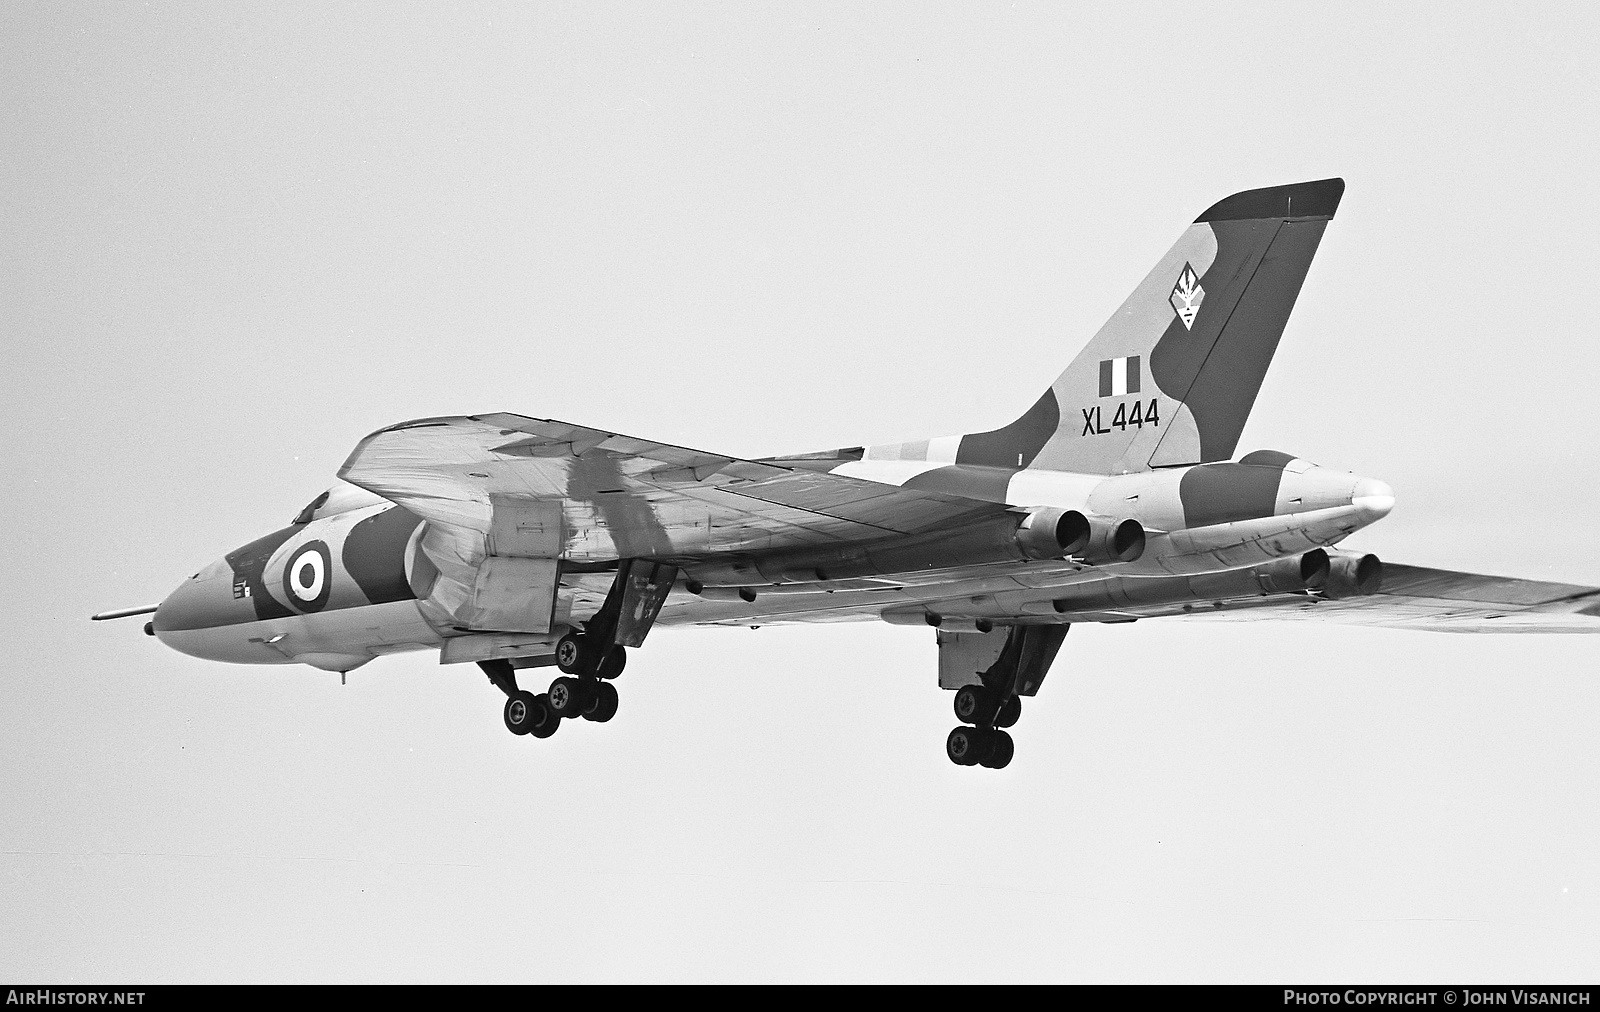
[1169,262,1205,329]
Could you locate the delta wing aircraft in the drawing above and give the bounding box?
[96,179,1600,768]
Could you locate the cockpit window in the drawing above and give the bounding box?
[290,483,389,525]
[292,492,330,525]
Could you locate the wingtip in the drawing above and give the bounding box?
[1195,177,1345,223]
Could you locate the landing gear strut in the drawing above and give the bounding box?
[944,625,1068,770]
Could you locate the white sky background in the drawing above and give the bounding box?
[3,2,1599,983]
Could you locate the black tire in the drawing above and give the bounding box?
[953,684,996,726]
[526,693,559,738]
[980,729,1014,769]
[945,726,990,767]
[547,676,593,718]
[582,681,619,723]
[595,646,627,680]
[554,634,589,675]
[503,690,538,735]
[995,696,1021,729]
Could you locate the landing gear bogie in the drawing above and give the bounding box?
[489,559,661,741]
[507,640,629,739]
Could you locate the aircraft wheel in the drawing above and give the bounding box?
[555,634,590,675]
[595,646,627,680]
[979,729,1014,769]
[945,726,989,767]
[953,684,996,726]
[547,676,594,719]
[503,690,539,736]
[526,693,560,738]
[582,681,619,723]
[995,696,1021,729]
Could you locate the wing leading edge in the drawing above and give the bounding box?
[338,413,1018,565]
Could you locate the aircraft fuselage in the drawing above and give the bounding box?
[150,452,1393,672]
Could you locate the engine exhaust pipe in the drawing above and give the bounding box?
[1320,550,1383,598]
[1015,507,1145,565]
[1251,549,1381,597]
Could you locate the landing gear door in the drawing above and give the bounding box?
[612,561,679,647]
[469,557,560,634]
[937,627,1009,690]
[1012,626,1068,697]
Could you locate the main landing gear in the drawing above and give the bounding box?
[479,558,678,742]
[943,625,1069,770]
[946,685,1018,770]
[480,634,624,742]
[547,630,621,722]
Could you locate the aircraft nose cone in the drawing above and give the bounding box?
[152,559,245,636]
[1352,477,1395,520]
[150,559,287,664]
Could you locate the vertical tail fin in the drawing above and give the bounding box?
[958,178,1343,474]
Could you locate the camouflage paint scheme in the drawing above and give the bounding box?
[147,178,1600,681]
[155,488,442,670]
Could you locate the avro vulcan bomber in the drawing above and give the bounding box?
[97,179,1600,768]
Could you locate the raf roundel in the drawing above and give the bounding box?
[281,540,333,613]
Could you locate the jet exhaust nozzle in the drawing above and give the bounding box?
[1253,549,1333,593]
[1015,507,1085,560]
[1100,518,1148,565]
[1015,508,1145,565]
[1252,549,1381,597]
[1319,550,1383,598]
